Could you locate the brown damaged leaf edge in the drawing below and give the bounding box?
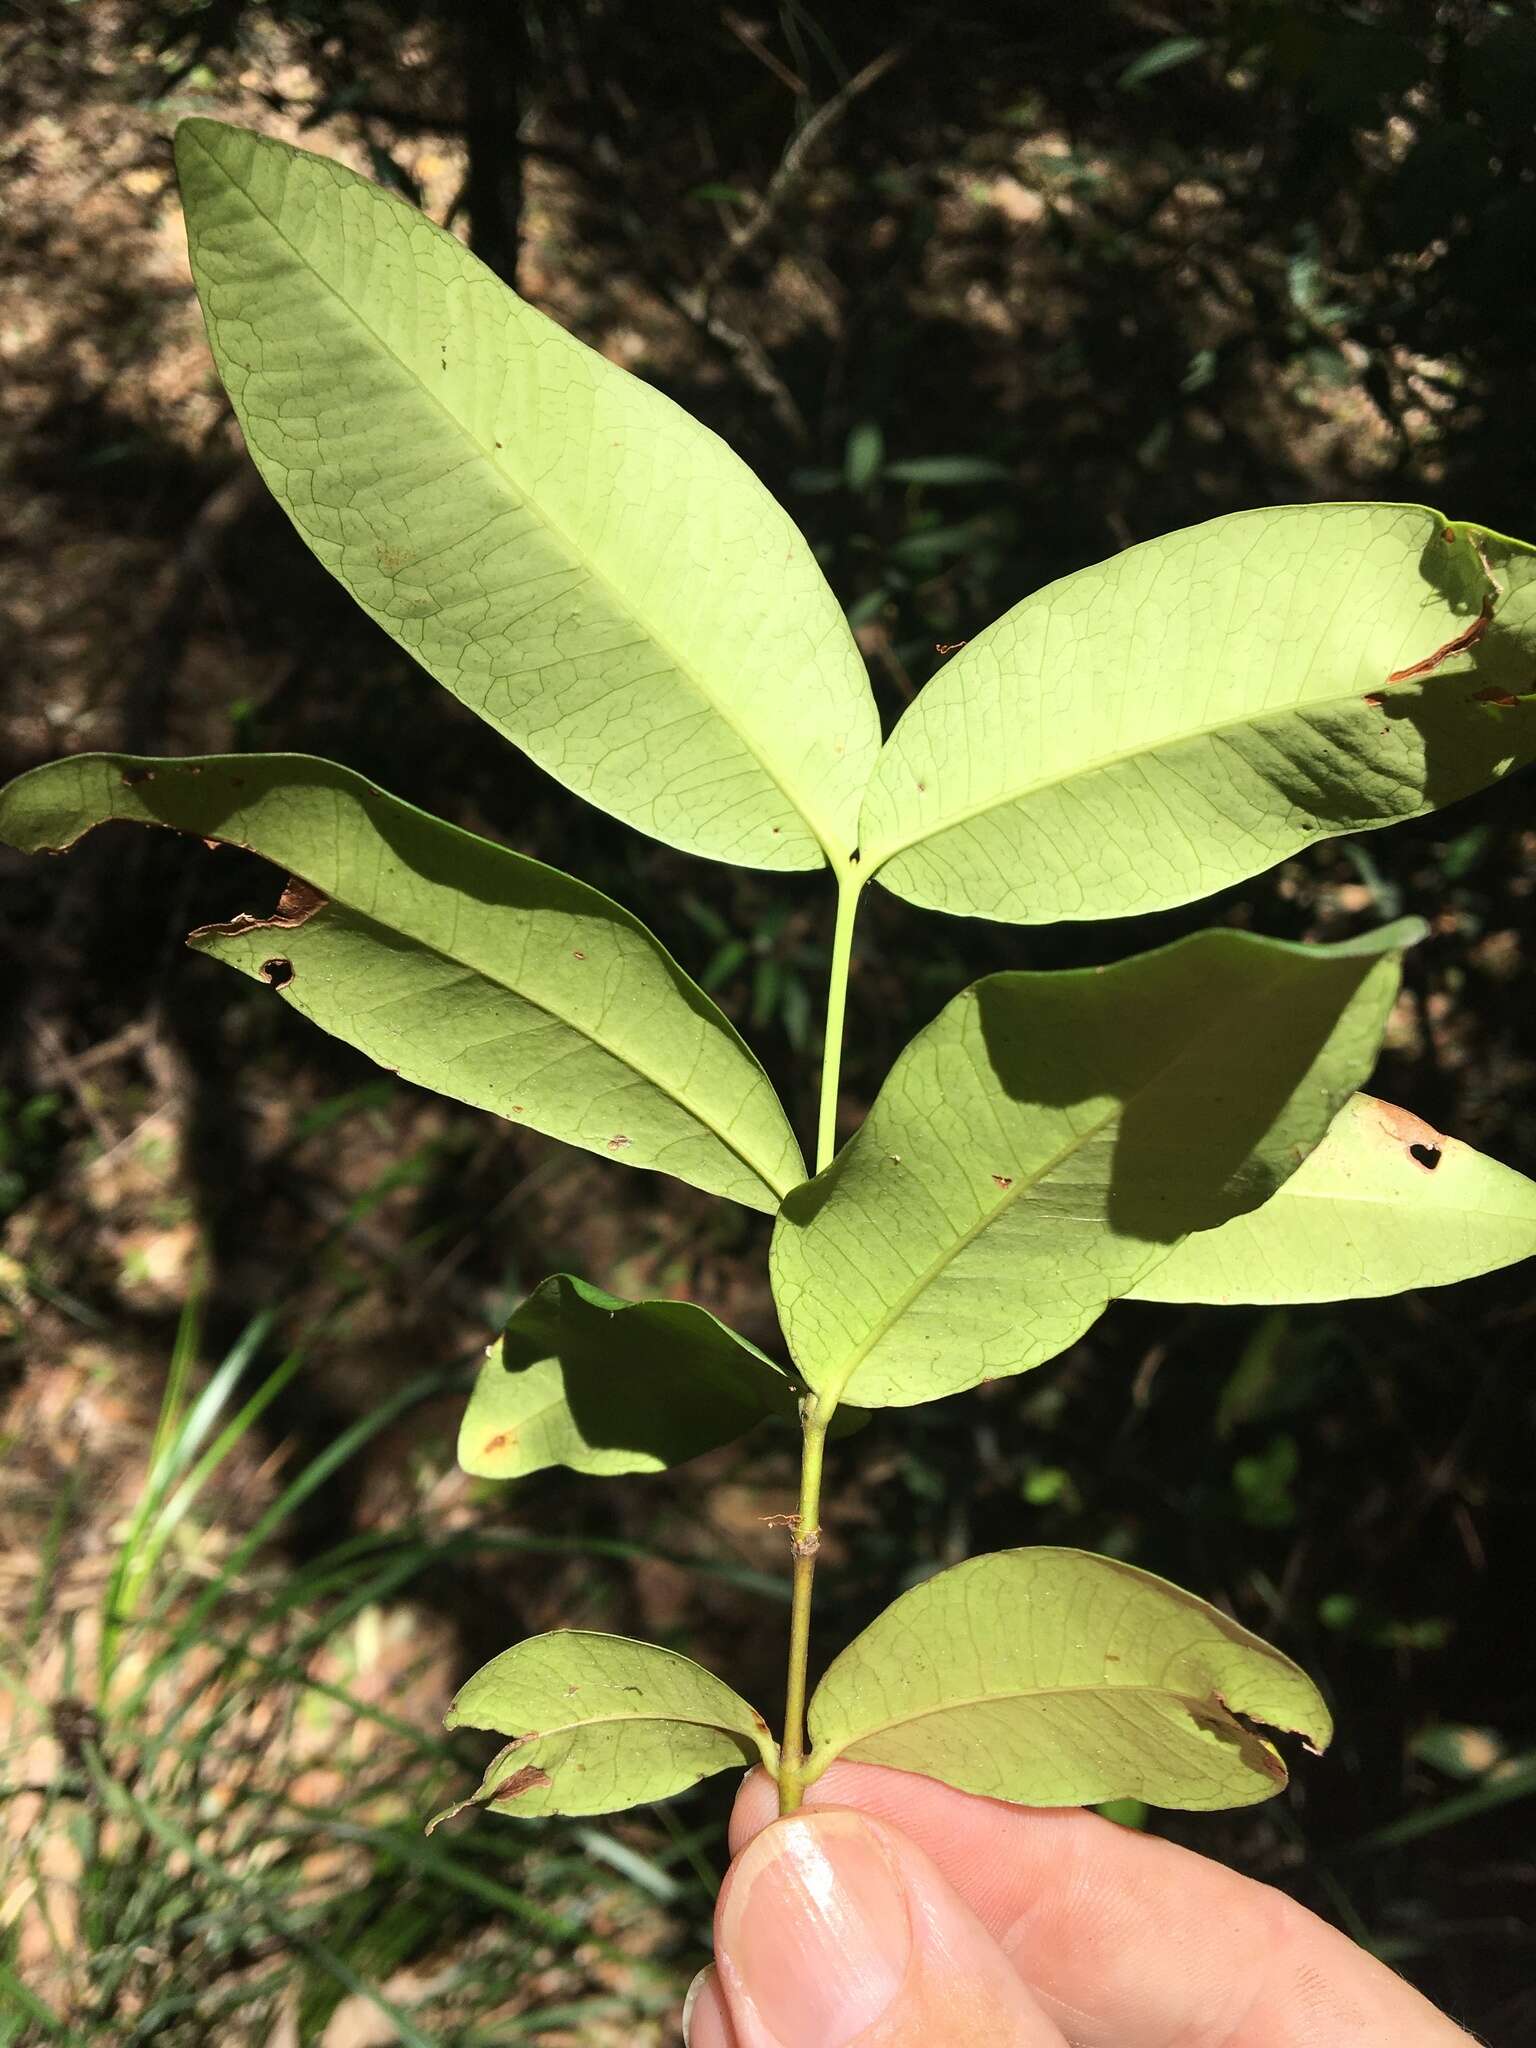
[1212,1677,1330,1760]
[1193,1673,1328,1773]
[1385,597,1493,684]
[187,875,330,989]
[423,1735,550,1834]
[187,874,329,943]
[488,1763,553,1801]
[23,807,332,971]
[1386,530,1500,686]
[1370,1097,1446,1172]
[1183,1697,1289,1783]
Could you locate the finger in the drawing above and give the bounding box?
[683,1965,737,2048]
[730,1765,1471,2047]
[710,1804,1066,2047]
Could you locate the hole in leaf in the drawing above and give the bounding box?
[261,957,295,988]
[1409,1141,1442,1171]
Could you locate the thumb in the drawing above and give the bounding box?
[686,1807,1065,2047]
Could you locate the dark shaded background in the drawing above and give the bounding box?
[3,2,1535,2039]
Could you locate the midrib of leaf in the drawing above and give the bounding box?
[482,1371,585,1445]
[495,1707,762,1744]
[818,1677,1270,1756]
[863,562,1499,872]
[493,1334,794,1423]
[295,888,797,1201]
[189,127,849,865]
[816,1096,1120,1401]
[816,957,1296,1400]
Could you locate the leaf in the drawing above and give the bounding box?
[0,753,803,1211]
[1117,35,1209,89]
[806,1547,1330,1810]
[882,456,1013,487]
[431,1631,776,1823]
[845,421,886,492]
[859,504,1536,923]
[175,119,880,870]
[1129,1092,1536,1304]
[771,921,1418,1407]
[459,1273,800,1479]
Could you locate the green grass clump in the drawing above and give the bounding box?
[0,1297,706,2046]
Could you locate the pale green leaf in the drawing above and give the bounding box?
[432,1630,775,1822]
[1128,1091,1536,1304]
[175,119,880,869]
[460,1272,800,1479]
[0,753,803,1211]
[806,1546,1330,1810]
[1118,34,1208,89]
[771,922,1417,1407]
[860,503,1536,922]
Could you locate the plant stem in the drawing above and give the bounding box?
[777,1399,829,1814]
[777,864,863,1815]
[815,867,864,1175]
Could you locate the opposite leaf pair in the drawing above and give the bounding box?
[433,1548,1333,1826]
[174,121,1536,930]
[461,1083,1536,1482]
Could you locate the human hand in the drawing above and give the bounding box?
[683,1761,1472,2046]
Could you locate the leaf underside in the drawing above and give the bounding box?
[459,1273,800,1479]
[861,502,1536,922]
[1130,1091,1536,1304]
[807,1547,1332,1810]
[434,1630,773,1822]
[771,921,1419,1407]
[175,118,880,871]
[0,753,804,1211]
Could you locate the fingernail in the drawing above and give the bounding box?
[682,1964,713,2045]
[720,1811,912,2046]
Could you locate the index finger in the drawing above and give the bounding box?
[729,1763,1471,2048]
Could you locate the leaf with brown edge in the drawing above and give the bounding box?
[430,1630,777,1824]
[804,1547,1331,1812]
[0,751,804,1212]
[859,503,1536,925]
[1127,1092,1536,1304]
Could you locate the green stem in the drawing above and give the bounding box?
[777,1400,829,1815]
[777,862,864,1816]
[815,868,864,1175]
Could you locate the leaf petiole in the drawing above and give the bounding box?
[777,864,864,1813]
[815,865,866,1177]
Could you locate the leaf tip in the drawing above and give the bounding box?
[173,114,233,173]
[424,1796,471,1836]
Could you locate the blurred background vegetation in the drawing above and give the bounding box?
[3,1,1535,2040]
